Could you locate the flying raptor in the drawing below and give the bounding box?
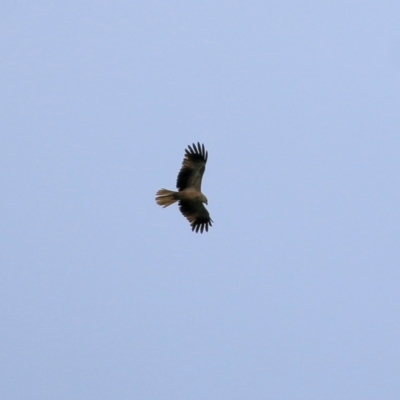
[155,143,213,233]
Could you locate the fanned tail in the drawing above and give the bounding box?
[155,189,178,208]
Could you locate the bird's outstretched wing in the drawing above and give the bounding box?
[179,199,213,233]
[176,142,208,192]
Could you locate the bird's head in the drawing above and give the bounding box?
[200,193,208,205]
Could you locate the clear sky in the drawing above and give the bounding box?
[1,2,400,399]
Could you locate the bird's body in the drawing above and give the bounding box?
[155,143,213,233]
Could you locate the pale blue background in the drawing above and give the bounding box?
[1,2,400,399]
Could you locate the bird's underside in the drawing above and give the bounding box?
[155,143,213,233]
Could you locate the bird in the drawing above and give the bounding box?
[155,142,213,233]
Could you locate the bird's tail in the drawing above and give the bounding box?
[155,189,178,208]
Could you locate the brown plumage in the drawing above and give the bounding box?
[155,143,213,233]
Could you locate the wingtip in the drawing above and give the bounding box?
[184,142,208,163]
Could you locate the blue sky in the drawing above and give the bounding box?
[1,2,400,399]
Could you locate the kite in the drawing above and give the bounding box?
[156,142,213,233]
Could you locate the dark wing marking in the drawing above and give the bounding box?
[176,142,208,191]
[179,199,213,233]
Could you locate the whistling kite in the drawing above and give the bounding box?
[155,143,213,233]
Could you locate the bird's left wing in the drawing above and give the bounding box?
[178,199,213,233]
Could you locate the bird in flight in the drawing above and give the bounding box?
[155,143,213,233]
